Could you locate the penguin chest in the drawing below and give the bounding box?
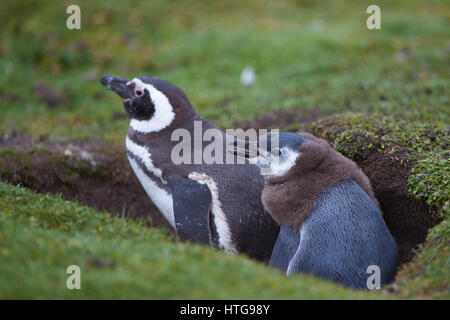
[126,137,175,228]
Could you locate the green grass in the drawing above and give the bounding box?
[0,0,448,141]
[395,219,450,299]
[0,181,383,299]
[0,0,449,299]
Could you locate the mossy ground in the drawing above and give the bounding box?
[0,181,383,299]
[0,0,448,298]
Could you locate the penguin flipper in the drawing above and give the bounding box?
[167,175,212,245]
[269,225,300,273]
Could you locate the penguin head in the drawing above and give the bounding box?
[100,75,194,132]
[231,132,308,178]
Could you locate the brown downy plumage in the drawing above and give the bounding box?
[261,132,380,231]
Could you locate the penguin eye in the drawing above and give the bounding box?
[135,89,143,97]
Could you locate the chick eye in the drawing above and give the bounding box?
[272,148,282,156]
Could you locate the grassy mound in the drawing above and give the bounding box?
[0,180,382,299]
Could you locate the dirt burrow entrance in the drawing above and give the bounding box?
[0,132,173,232]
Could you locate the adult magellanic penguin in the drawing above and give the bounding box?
[231,132,398,289]
[100,74,279,261]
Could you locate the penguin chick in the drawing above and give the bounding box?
[232,132,398,289]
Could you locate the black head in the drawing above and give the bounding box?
[100,75,194,124]
[264,132,308,155]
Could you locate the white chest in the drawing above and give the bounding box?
[126,137,175,228]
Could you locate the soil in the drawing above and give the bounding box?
[0,131,173,232]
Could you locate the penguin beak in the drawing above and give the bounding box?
[227,139,268,160]
[100,75,129,98]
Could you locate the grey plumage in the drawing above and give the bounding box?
[273,179,398,289]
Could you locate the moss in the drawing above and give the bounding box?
[394,219,450,299]
[408,152,450,217]
[310,113,448,157]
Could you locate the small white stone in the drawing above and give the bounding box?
[240,67,256,86]
[80,150,97,166]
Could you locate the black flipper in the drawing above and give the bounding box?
[167,175,212,245]
[269,225,300,273]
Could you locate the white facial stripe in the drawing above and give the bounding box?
[126,136,166,184]
[128,157,175,228]
[263,148,300,177]
[129,78,175,133]
[188,172,237,254]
